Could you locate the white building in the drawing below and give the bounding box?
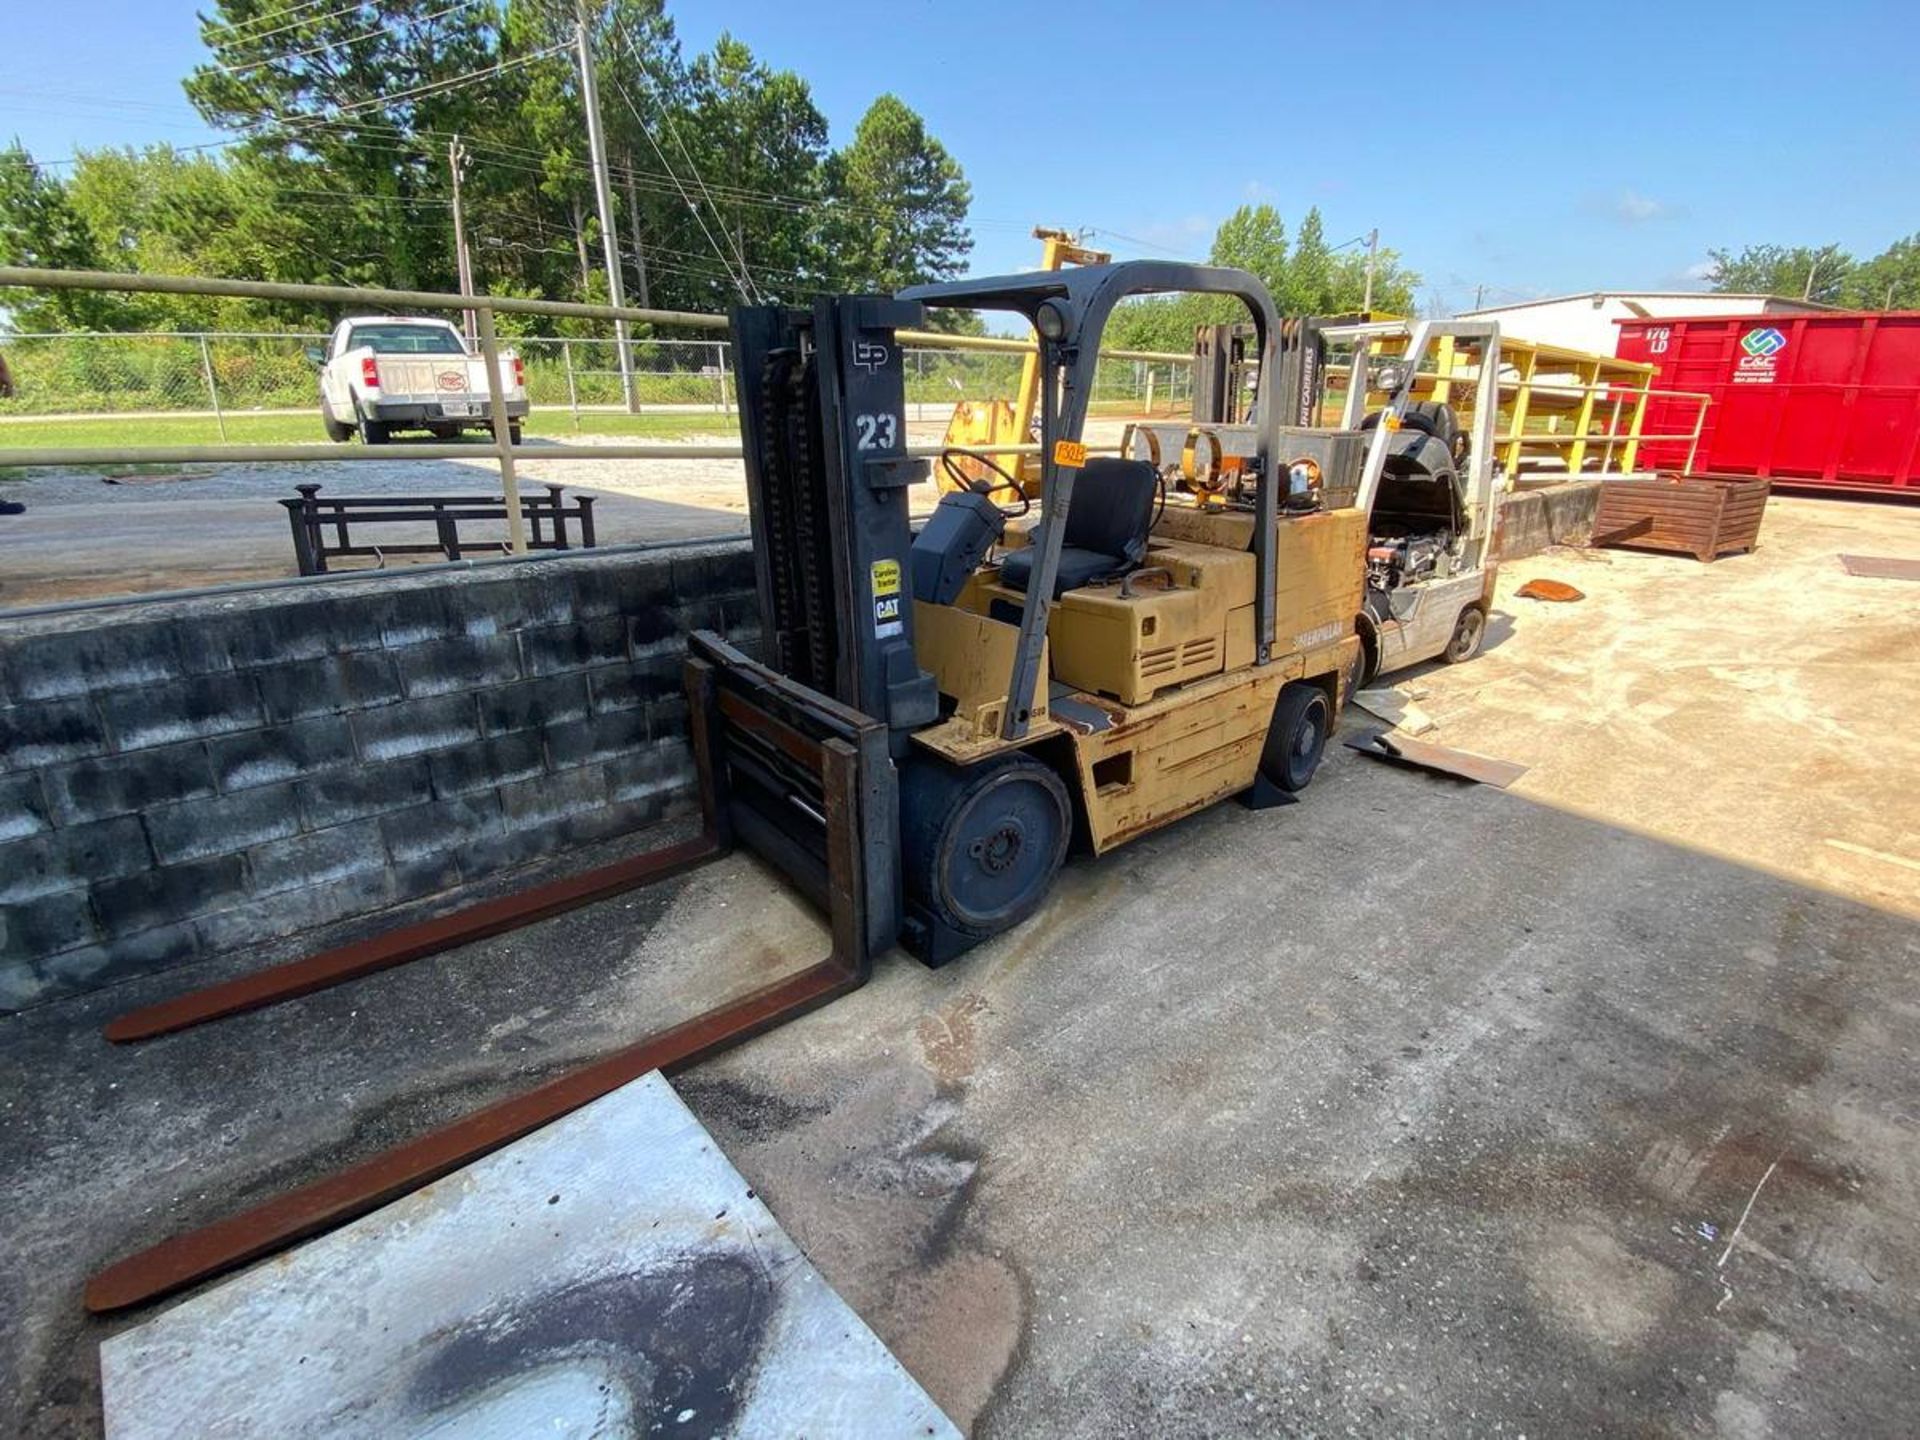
[1456,291,1830,357]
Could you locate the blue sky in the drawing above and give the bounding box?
[7,0,1917,313]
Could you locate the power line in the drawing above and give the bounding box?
[215,0,487,75]
[1081,227,1206,262]
[604,72,753,302]
[209,0,404,49]
[612,24,758,302]
[255,47,567,136]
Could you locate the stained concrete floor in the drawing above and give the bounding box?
[1396,494,1920,920]
[7,493,1920,1435]
[4,733,1919,1436]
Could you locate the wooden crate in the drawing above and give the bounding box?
[1590,473,1770,562]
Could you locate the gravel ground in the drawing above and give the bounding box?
[0,433,757,606]
[0,420,1137,609]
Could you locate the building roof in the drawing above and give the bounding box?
[1459,290,1834,316]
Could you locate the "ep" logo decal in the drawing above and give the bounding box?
[852,338,890,372]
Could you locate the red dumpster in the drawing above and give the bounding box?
[1615,311,1920,494]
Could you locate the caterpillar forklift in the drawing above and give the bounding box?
[89,261,1402,1313]
[716,259,1374,964]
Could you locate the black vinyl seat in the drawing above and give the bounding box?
[1363,401,1466,478]
[998,457,1158,599]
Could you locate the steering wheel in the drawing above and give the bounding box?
[941,448,1031,516]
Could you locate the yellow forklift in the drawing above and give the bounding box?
[724,259,1370,960]
[90,260,1382,1312]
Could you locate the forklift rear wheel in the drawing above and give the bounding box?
[1261,681,1330,792]
[1351,613,1381,695]
[1443,605,1486,664]
[902,755,1071,941]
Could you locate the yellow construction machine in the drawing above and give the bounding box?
[90,258,1411,1313]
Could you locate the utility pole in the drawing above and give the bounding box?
[1362,228,1380,314]
[1474,283,1485,310]
[447,135,476,343]
[574,0,638,412]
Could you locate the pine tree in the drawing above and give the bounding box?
[826,95,972,299]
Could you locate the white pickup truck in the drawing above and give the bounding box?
[312,316,529,445]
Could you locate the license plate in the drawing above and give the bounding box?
[440,401,475,417]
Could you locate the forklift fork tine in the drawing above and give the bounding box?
[86,737,873,1315]
[102,660,736,1045]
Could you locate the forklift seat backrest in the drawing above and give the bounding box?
[998,457,1159,599]
[1362,399,1458,449]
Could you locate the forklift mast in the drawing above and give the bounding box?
[732,297,940,748]
[1193,318,1329,427]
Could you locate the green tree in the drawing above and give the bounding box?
[662,35,833,308]
[0,144,124,329]
[1706,243,1853,303]
[495,0,685,308]
[184,0,505,291]
[1209,203,1288,290]
[1285,207,1333,314]
[1842,233,1920,309]
[826,94,972,302]
[62,146,320,328]
[1329,242,1416,315]
[1101,205,1422,352]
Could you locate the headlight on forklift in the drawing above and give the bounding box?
[1034,299,1069,343]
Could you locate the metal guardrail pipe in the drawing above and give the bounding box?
[895,327,1186,364]
[0,441,1073,468]
[0,266,725,331]
[0,268,1192,363]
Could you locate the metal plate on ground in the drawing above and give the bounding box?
[99,1072,958,1440]
[1839,553,1920,581]
[1344,726,1529,788]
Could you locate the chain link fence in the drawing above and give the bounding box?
[0,330,1196,432]
[0,332,323,417]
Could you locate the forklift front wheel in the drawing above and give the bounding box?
[1261,682,1330,793]
[902,755,1071,941]
[1443,605,1487,664]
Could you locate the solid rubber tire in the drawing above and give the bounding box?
[901,755,1071,940]
[1261,682,1330,792]
[1444,605,1486,664]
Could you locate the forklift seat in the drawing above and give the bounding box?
[998,457,1158,599]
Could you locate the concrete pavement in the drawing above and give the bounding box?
[4,742,1916,1436]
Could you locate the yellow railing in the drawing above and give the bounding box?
[1324,333,1711,479]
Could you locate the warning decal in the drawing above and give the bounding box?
[871,558,903,638]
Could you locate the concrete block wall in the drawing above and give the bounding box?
[0,543,757,1013]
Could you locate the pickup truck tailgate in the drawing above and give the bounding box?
[371,355,519,406]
